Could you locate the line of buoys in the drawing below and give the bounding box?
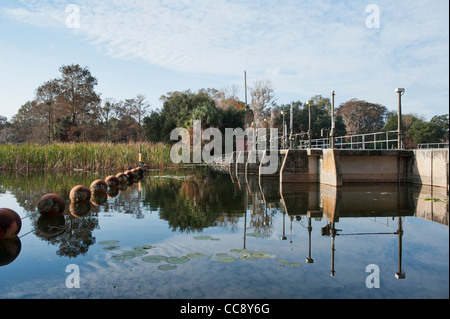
[1,165,148,267]
[1,165,148,240]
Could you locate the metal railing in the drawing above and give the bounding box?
[296,130,400,150]
[418,143,449,149]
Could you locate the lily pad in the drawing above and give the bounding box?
[186,253,205,258]
[193,235,220,241]
[238,254,256,260]
[193,235,213,240]
[111,249,148,261]
[142,255,168,263]
[230,248,255,254]
[167,256,190,264]
[158,264,177,271]
[133,245,156,251]
[103,245,120,251]
[276,259,288,263]
[216,256,236,263]
[99,240,120,245]
[216,253,228,256]
[252,252,276,259]
[281,262,301,267]
[247,233,267,238]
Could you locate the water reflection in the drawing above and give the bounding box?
[0,169,448,274]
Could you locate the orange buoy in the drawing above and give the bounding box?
[116,173,128,184]
[37,193,66,216]
[134,167,144,177]
[69,185,91,202]
[105,175,120,188]
[0,208,22,240]
[90,179,108,194]
[124,170,134,180]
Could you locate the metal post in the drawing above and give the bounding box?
[290,104,293,149]
[396,88,405,149]
[244,71,247,131]
[330,90,336,149]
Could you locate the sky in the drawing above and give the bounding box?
[0,0,448,122]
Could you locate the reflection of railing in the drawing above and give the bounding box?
[418,143,449,149]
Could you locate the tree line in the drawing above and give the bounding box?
[0,64,448,148]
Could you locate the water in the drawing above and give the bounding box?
[0,168,448,299]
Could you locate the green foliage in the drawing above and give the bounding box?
[383,113,448,147]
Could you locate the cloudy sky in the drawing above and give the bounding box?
[0,0,448,121]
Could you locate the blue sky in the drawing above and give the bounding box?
[0,0,448,121]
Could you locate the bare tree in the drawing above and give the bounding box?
[250,79,274,128]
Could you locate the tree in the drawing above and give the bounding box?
[57,64,101,141]
[430,114,449,142]
[336,99,391,135]
[250,80,274,129]
[35,80,61,143]
[123,94,151,141]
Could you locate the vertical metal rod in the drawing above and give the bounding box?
[398,91,403,149]
[330,90,336,149]
[244,71,247,131]
[290,104,293,149]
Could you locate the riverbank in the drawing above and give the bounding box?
[0,142,177,172]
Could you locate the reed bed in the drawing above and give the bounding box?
[0,142,177,172]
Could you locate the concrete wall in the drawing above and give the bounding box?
[279,149,320,183]
[318,150,413,187]
[408,149,449,190]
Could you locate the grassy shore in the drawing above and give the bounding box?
[0,142,178,172]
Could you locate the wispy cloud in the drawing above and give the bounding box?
[2,0,449,117]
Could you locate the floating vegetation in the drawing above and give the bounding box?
[424,197,448,203]
[276,259,288,263]
[216,253,228,257]
[251,252,276,259]
[280,262,301,268]
[142,255,168,263]
[193,235,220,241]
[99,240,120,245]
[230,248,255,254]
[111,249,148,260]
[216,256,236,263]
[103,245,120,251]
[167,257,190,264]
[238,254,256,260]
[157,264,177,271]
[186,253,205,258]
[133,245,156,251]
[247,233,268,238]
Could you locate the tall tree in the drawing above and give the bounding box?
[57,64,101,141]
[123,94,151,141]
[336,99,391,135]
[250,80,274,129]
[35,79,61,143]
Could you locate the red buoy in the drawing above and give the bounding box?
[37,193,66,216]
[0,208,22,240]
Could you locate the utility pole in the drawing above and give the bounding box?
[290,103,293,149]
[330,90,336,149]
[244,71,247,131]
[395,88,405,149]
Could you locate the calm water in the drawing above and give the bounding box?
[0,168,448,299]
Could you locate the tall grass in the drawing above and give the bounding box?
[0,142,178,172]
